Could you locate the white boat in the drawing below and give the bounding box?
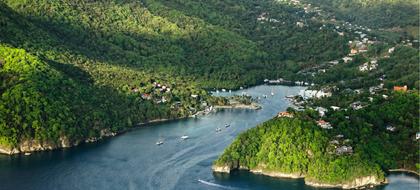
[271,92,275,96]
[263,94,267,98]
[24,152,31,156]
[181,135,189,140]
[224,124,230,128]
[215,128,222,132]
[156,140,164,145]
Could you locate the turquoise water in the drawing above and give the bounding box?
[0,85,418,190]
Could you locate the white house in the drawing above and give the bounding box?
[299,89,332,99]
[316,107,328,117]
[330,106,340,111]
[388,47,395,54]
[342,57,353,63]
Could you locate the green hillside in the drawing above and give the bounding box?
[0,0,349,149]
[215,91,418,185]
[303,0,419,30]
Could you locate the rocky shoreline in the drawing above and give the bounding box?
[0,128,117,155]
[305,176,386,189]
[212,164,387,189]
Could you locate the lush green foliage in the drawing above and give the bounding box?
[215,117,385,184]
[315,45,420,89]
[0,0,349,147]
[0,0,347,89]
[216,90,419,183]
[304,0,419,29]
[0,45,205,147]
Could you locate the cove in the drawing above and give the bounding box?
[0,85,418,190]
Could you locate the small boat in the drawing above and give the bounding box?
[181,135,189,140]
[24,152,31,156]
[215,128,222,132]
[156,140,164,145]
[263,94,267,98]
[224,124,230,128]
[271,92,275,96]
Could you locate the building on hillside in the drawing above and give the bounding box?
[350,49,358,54]
[316,107,328,117]
[141,93,152,100]
[131,87,139,93]
[317,120,333,129]
[336,134,344,138]
[359,61,377,72]
[336,146,353,155]
[350,101,364,110]
[299,89,332,99]
[388,47,395,54]
[257,12,268,21]
[296,21,304,28]
[277,111,294,118]
[393,85,408,92]
[329,60,339,65]
[330,106,340,111]
[342,57,353,63]
[386,125,396,132]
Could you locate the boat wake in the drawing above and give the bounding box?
[197,179,236,189]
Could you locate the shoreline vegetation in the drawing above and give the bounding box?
[0,100,261,155]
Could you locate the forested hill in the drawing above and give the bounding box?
[0,0,347,152]
[303,0,419,30]
[0,0,348,89]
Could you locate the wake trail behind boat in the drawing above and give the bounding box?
[197,179,238,190]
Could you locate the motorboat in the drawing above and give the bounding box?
[181,135,189,140]
[156,140,164,145]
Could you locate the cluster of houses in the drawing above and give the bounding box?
[328,134,353,155]
[317,120,333,129]
[257,12,281,23]
[299,89,332,99]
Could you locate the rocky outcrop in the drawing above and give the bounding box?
[212,164,232,173]
[0,144,19,154]
[250,169,304,179]
[0,140,58,154]
[305,175,387,189]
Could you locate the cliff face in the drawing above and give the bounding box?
[305,175,386,189]
[0,129,116,155]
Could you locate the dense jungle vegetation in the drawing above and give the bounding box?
[215,91,418,184]
[0,0,348,148]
